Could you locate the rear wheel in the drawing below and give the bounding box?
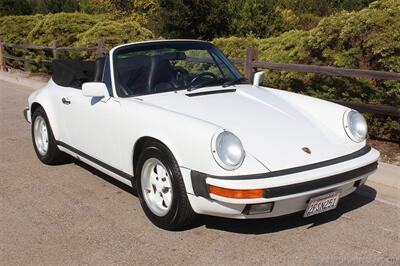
[135,141,196,230]
[31,107,69,164]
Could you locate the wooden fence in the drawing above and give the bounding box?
[0,37,106,71]
[0,37,399,118]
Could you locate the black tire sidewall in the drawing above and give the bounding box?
[135,143,185,229]
[31,107,59,164]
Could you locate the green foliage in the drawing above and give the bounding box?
[155,0,374,39]
[0,12,155,72]
[156,0,231,40]
[75,20,155,49]
[0,15,42,43]
[28,0,80,14]
[79,0,103,14]
[0,0,32,16]
[78,0,159,26]
[28,12,101,46]
[0,0,81,16]
[277,0,375,16]
[214,0,400,141]
[228,0,287,38]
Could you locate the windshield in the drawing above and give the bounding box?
[114,41,243,97]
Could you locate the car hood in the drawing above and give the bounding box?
[136,85,356,172]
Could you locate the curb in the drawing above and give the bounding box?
[0,70,48,89]
[1,70,398,190]
[367,162,400,190]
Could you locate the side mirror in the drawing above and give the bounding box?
[82,82,110,102]
[253,71,264,87]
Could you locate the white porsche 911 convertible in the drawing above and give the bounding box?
[24,40,379,230]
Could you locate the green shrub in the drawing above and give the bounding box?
[0,12,156,72]
[75,20,155,49]
[28,12,102,46]
[0,15,43,43]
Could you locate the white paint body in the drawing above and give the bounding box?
[26,41,380,219]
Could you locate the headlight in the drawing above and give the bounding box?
[212,131,245,170]
[343,110,367,143]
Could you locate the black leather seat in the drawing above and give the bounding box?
[148,56,177,92]
[116,55,178,95]
[117,55,153,95]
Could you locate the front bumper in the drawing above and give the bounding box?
[184,146,379,219]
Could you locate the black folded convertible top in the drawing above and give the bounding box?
[52,59,96,89]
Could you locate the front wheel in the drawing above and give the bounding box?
[31,107,69,165]
[135,142,196,230]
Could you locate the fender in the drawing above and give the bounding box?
[119,98,268,178]
[28,80,66,141]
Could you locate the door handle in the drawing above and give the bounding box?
[62,97,71,105]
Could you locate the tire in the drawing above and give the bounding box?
[31,107,69,165]
[135,141,196,230]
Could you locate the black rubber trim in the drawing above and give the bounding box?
[186,89,236,97]
[196,145,372,181]
[264,161,377,198]
[23,108,30,123]
[262,145,372,178]
[191,171,211,199]
[56,141,133,181]
[191,161,378,199]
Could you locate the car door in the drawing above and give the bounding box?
[60,57,122,169]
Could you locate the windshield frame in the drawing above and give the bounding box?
[112,40,242,98]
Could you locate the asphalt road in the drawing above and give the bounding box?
[1,81,399,265]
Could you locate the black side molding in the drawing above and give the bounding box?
[56,141,133,181]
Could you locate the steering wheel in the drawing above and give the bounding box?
[189,72,219,89]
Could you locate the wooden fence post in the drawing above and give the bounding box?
[23,39,30,72]
[244,47,258,82]
[52,40,58,59]
[96,39,105,58]
[0,36,6,71]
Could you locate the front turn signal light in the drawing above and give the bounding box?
[208,185,264,199]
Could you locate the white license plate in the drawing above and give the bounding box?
[304,191,340,217]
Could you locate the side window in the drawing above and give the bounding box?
[102,57,113,96]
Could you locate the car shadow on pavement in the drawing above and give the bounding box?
[72,159,377,234]
[197,185,377,234]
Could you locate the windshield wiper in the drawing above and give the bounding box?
[187,79,221,91]
[222,77,248,88]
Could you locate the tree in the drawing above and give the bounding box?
[27,0,80,14]
[277,0,374,16]
[0,0,32,16]
[157,0,231,40]
[228,0,286,38]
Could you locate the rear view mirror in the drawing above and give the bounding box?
[82,82,110,102]
[253,71,264,87]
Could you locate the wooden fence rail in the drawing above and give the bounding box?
[0,37,399,118]
[0,37,106,71]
